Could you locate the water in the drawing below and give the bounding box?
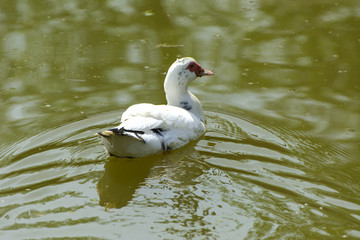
[1,0,359,239]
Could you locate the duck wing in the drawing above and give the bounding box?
[120,103,204,133]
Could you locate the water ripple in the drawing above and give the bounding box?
[0,107,359,239]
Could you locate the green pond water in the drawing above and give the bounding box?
[0,0,359,239]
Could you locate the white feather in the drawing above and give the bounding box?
[98,57,213,158]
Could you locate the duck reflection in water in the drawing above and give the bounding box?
[97,141,202,209]
[97,156,157,209]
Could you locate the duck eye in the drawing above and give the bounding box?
[187,62,197,72]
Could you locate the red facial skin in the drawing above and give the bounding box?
[186,62,214,77]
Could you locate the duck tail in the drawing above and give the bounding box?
[97,127,145,142]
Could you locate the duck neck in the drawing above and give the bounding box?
[164,74,204,122]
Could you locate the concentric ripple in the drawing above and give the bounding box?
[0,107,359,239]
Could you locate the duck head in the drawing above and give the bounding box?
[164,57,214,122]
[165,57,213,87]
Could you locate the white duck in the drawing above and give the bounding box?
[97,57,214,158]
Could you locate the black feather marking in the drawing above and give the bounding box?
[97,131,109,138]
[109,127,144,135]
[151,128,164,136]
[151,128,168,151]
[109,127,145,143]
[161,141,167,151]
[180,101,192,111]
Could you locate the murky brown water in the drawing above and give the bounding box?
[1,0,359,239]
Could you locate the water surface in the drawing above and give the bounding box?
[1,0,359,239]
